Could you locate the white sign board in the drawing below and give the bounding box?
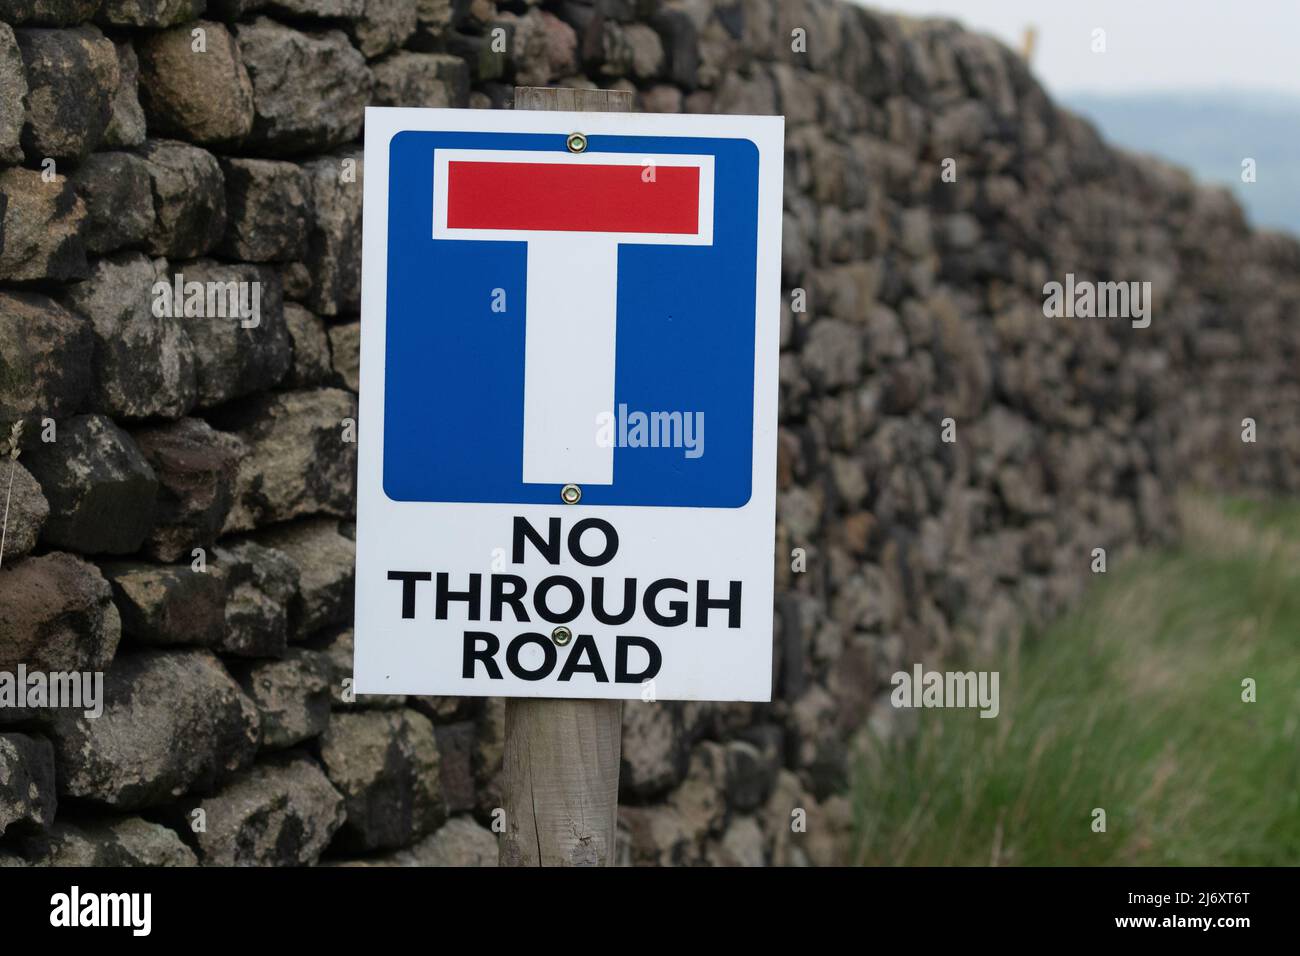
[354,106,784,701]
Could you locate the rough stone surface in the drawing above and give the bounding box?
[98,0,206,27]
[101,561,226,646]
[210,538,298,658]
[103,39,146,148]
[302,150,362,316]
[314,627,404,710]
[216,157,309,262]
[0,168,88,281]
[0,551,120,672]
[0,292,92,429]
[319,708,444,852]
[176,754,345,865]
[370,50,468,107]
[218,390,357,531]
[173,259,290,407]
[140,139,227,258]
[233,648,332,748]
[21,817,198,866]
[132,416,246,562]
[236,18,372,155]
[0,733,56,835]
[282,302,333,386]
[354,816,497,866]
[15,24,118,161]
[1,1,102,27]
[71,152,156,254]
[0,24,27,164]
[327,320,359,391]
[137,20,255,145]
[48,650,259,810]
[21,414,158,555]
[63,252,197,420]
[347,0,416,60]
[0,460,48,563]
[256,517,355,638]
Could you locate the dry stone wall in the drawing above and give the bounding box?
[1,0,1298,867]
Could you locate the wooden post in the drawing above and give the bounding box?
[498,85,632,867]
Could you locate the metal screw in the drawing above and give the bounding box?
[551,626,573,646]
[561,483,582,505]
[566,132,587,153]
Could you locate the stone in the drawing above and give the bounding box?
[176,755,345,865]
[1,1,101,26]
[802,319,863,389]
[63,252,198,420]
[0,293,92,431]
[15,25,118,162]
[210,539,299,658]
[175,259,290,407]
[313,627,405,709]
[71,152,155,254]
[725,739,775,812]
[0,168,87,281]
[103,40,146,148]
[412,0,453,44]
[302,150,363,316]
[348,0,417,59]
[262,0,363,15]
[256,518,355,638]
[101,562,226,646]
[434,721,476,813]
[233,648,332,748]
[48,650,260,809]
[236,18,372,155]
[328,321,359,391]
[132,417,245,562]
[319,708,446,852]
[140,139,227,258]
[282,303,333,387]
[218,390,357,531]
[216,158,310,262]
[711,814,765,866]
[137,21,255,145]
[22,817,197,866]
[371,816,497,866]
[0,24,27,164]
[619,802,706,866]
[0,461,48,563]
[97,0,207,26]
[370,51,469,108]
[621,701,688,798]
[0,552,120,672]
[21,415,158,555]
[0,733,56,835]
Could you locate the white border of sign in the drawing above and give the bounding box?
[354,107,785,703]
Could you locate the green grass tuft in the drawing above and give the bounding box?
[850,497,1300,866]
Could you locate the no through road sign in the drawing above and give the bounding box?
[354,106,784,702]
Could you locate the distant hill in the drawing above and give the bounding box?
[1063,91,1300,236]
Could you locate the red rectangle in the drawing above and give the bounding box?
[446,161,700,234]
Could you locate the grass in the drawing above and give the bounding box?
[850,496,1300,866]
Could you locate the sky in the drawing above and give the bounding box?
[871,0,1300,97]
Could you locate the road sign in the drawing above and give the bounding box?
[354,107,784,702]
